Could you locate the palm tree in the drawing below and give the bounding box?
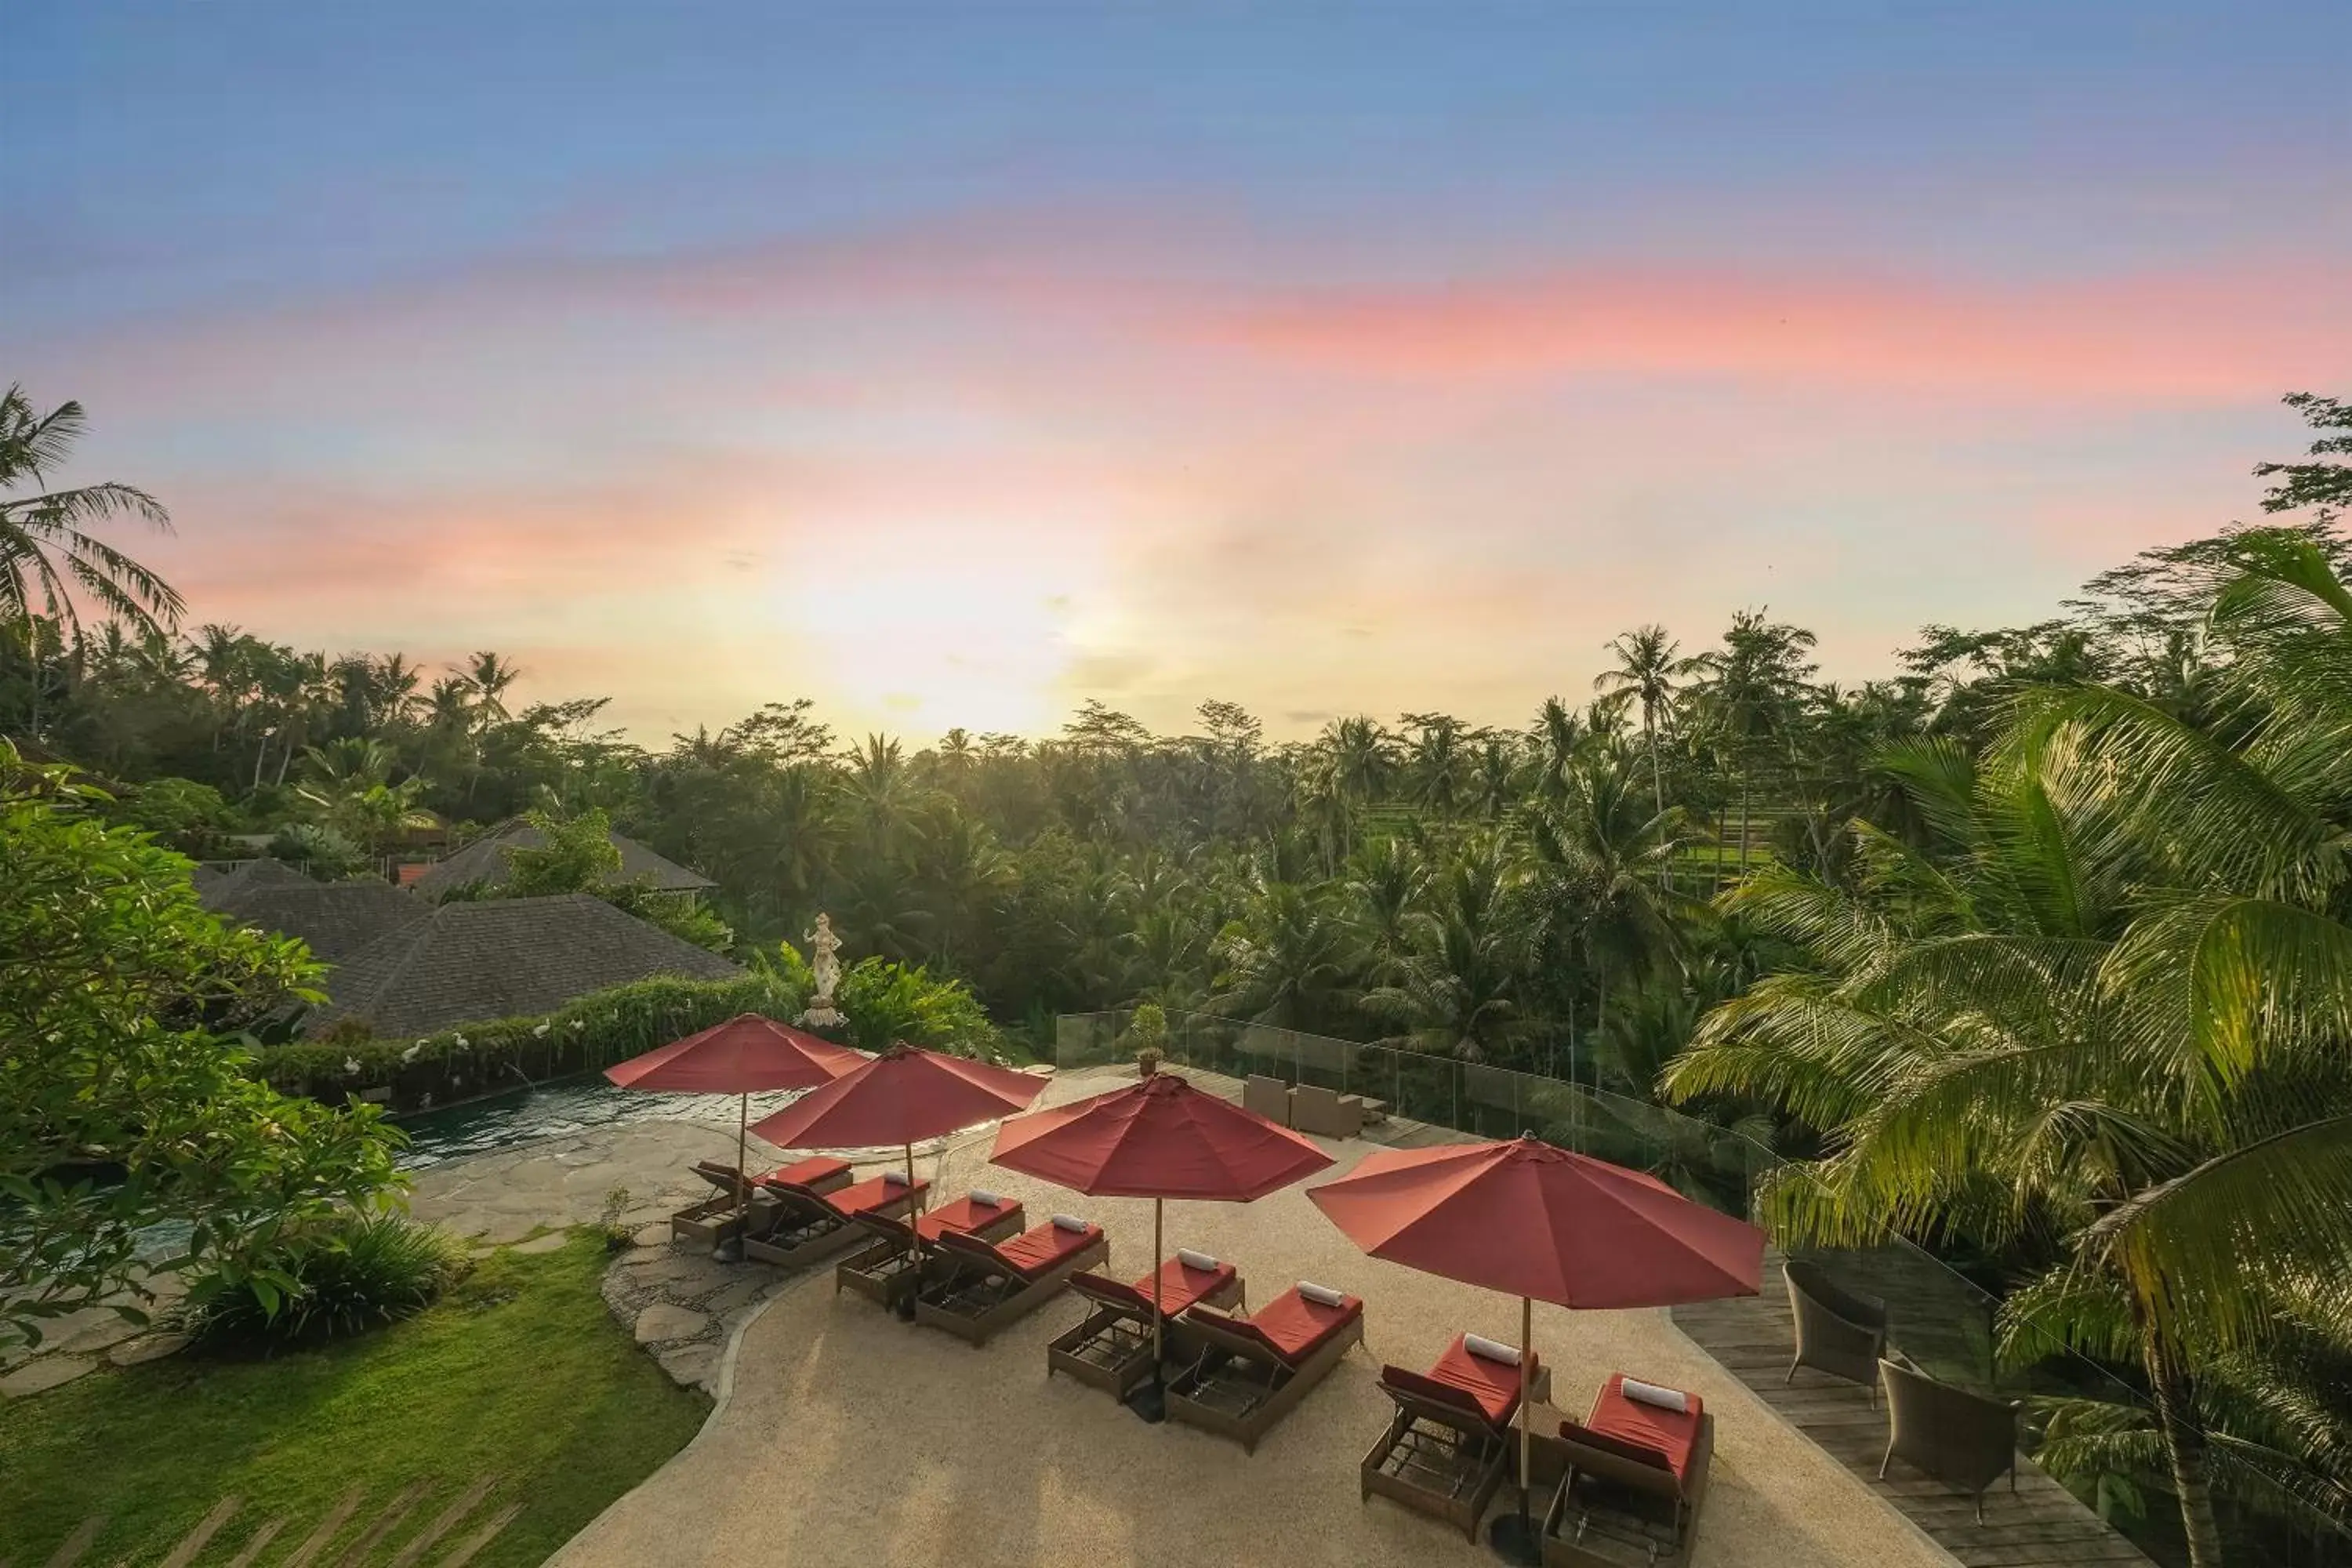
[1666,539,2352,1566]
[1530,696,1588,807]
[1210,878,1361,1033]
[1361,833,1526,1061]
[1686,611,1818,887]
[0,386,183,638]
[1527,750,1701,1040]
[1594,624,1695,818]
[463,651,521,728]
[1403,713,1472,816]
[1344,832,1428,988]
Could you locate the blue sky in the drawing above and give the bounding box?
[6,3,2348,738]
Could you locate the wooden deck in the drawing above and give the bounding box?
[1672,1264,2158,1568]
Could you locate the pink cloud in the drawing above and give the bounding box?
[1213,263,2352,401]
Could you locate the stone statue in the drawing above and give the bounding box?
[799,912,845,1027]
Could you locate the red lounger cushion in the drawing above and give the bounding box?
[1196,1285,1361,1364]
[995,1219,1102,1277]
[1428,1333,1536,1427]
[760,1156,850,1189]
[1142,1255,1237,1317]
[1577,1374,1704,1482]
[916,1195,1024,1242]
[828,1174,931,1218]
[1380,1364,1504,1426]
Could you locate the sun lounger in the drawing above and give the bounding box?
[1165,1283,1366,1452]
[1360,1334,1541,1539]
[835,1192,1028,1308]
[1290,1083,1366,1138]
[1047,1251,1245,1396]
[912,1217,1109,1345]
[1538,1374,1713,1567]
[740,1171,928,1266]
[672,1155,852,1243]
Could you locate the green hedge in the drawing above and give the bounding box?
[258,974,809,1112]
[258,959,1019,1115]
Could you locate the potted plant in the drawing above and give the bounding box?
[1126,1002,1169,1077]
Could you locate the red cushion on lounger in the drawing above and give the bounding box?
[829,1174,930,1218]
[1428,1332,1534,1427]
[766,1156,850,1188]
[1581,1374,1704,1482]
[1381,1363,1502,1425]
[915,1195,1024,1242]
[1218,1285,1361,1363]
[1142,1254,1237,1318]
[995,1219,1102,1276]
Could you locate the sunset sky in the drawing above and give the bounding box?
[7,5,2348,743]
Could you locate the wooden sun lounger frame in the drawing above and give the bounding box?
[1532,1414,1715,1568]
[670,1160,851,1245]
[912,1227,1110,1346]
[1359,1374,1516,1540]
[836,1203,1025,1308]
[1164,1301,1365,1454]
[740,1180,922,1268]
[1045,1268,1246,1398]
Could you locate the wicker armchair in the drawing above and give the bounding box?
[1878,1359,2020,1521]
[1784,1260,1889,1403]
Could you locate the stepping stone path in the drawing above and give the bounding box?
[600,1231,797,1395]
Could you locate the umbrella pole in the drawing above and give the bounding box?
[1486,1294,1541,1564]
[1151,1196,1165,1370]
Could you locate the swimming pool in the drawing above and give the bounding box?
[391,1078,811,1169]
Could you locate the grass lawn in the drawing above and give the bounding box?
[0,1232,707,1566]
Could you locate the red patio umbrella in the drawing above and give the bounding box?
[989,1071,1334,1370]
[1308,1134,1763,1560]
[604,1014,866,1213]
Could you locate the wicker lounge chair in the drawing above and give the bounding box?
[1166,1283,1366,1453]
[1538,1374,1713,1567]
[1784,1259,1889,1403]
[1360,1333,1537,1538]
[740,1171,927,1266]
[1878,1359,2020,1522]
[1243,1074,1294,1126]
[672,1155,851,1245]
[911,1216,1109,1345]
[1290,1083,1366,1138]
[835,1192,1027,1308]
[1047,1250,1245,1396]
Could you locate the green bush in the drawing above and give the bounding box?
[185,1211,467,1348]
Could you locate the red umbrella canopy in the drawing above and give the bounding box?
[749,1043,1047,1150]
[604,1014,866,1094]
[1308,1134,1764,1310]
[989,1073,1334,1201]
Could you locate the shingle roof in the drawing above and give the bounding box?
[194,858,317,906]
[407,819,713,901]
[301,894,742,1039]
[212,882,432,964]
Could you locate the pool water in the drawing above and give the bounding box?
[392,1079,811,1170]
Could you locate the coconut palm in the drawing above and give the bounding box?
[1594,624,1697,818]
[1360,833,1526,1061]
[1667,540,2352,1566]
[1344,832,1428,987]
[463,651,521,728]
[0,386,183,638]
[1210,878,1361,1033]
[1527,750,1702,1036]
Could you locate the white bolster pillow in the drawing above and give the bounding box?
[967,1189,1003,1207]
[1298,1280,1346,1307]
[1051,1213,1091,1232]
[1621,1378,1688,1413]
[882,1170,911,1186]
[1465,1333,1522,1366]
[1176,1248,1220,1272]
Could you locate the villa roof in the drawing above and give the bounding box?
[194,857,317,906]
[211,881,433,965]
[407,818,713,901]
[302,893,741,1040]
